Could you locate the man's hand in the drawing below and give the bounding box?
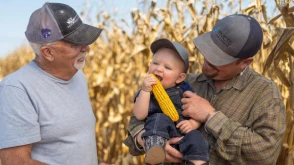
[136,130,183,163]
[181,91,216,123]
[165,137,183,163]
[136,129,146,150]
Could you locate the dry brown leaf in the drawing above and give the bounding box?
[130,44,147,57]
[1,0,293,164]
[263,28,294,74]
[279,4,294,27]
[261,5,268,23]
[289,6,294,13]
[275,66,291,87]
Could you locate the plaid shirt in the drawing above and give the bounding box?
[123,67,286,165]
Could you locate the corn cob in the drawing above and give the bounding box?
[151,74,179,122]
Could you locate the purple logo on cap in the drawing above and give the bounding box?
[41,29,51,38]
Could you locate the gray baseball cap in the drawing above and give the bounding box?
[193,14,263,66]
[150,38,189,73]
[25,2,102,45]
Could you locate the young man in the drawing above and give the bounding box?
[124,14,286,165]
[0,2,111,165]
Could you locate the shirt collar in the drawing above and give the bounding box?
[228,67,252,90]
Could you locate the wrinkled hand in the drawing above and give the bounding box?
[142,74,157,92]
[137,130,183,163]
[164,137,183,163]
[136,129,146,150]
[176,120,194,134]
[181,91,216,123]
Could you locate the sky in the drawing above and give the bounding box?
[0,0,284,58]
[0,0,139,58]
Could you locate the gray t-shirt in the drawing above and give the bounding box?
[0,61,98,165]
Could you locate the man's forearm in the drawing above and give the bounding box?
[206,110,285,164]
[0,144,46,165]
[0,154,46,165]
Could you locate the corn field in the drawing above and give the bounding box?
[0,0,293,164]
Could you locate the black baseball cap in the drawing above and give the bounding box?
[193,14,263,66]
[25,2,102,45]
[150,38,189,73]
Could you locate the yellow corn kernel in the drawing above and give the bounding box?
[151,74,179,122]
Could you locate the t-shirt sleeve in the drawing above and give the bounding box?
[0,85,41,149]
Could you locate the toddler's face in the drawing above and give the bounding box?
[149,48,185,89]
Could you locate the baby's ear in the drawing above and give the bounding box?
[176,73,186,84]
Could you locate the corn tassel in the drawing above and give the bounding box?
[151,74,179,122]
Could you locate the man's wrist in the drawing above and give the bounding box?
[204,109,217,122]
[204,110,221,133]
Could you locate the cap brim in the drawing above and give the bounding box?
[150,38,177,54]
[193,32,238,66]
[62,23,102,45]
[151,38,189,72]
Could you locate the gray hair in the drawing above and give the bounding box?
[29,42,54,56]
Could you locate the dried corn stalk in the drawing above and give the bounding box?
[0,0,293,164]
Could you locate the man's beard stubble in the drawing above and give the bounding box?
[74,51,87,70]
[202,61,218,78]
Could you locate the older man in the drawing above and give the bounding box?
[0,2,109,165]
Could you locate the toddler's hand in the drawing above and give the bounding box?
[142,74,157,92]
[176,120,194,134]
